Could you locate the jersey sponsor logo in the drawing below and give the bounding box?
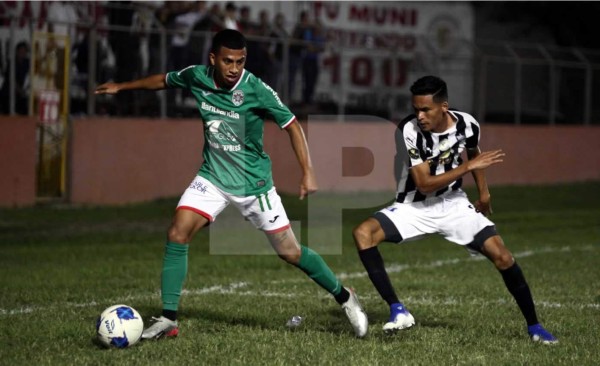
[232,90,244,106]
[261,81,284,107]
[206,119,242,152]
[408,148,420,160]
[202,90,212,96]
[189,179,208,193]
[201,102,240,119]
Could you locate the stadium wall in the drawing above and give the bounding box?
[2,117,599,206]
[0,116,37,207]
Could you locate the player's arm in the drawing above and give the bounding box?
[95,74,167,95]
[467,147,493,215]
[285,120,318,200]
[409,149,505,195]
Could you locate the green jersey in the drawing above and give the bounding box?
[166,65,296,196]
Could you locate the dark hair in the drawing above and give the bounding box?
[225,2,236,11]
[210,29,246,54]
[16,41,28,52]
[409,75,448,103]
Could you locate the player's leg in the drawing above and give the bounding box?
[161,209,210,317]
[266,228,345,297]
[142,210,209,340]
[265,227,368,338]
[143,176,227,340]
[354,215,415,333]
[440,192,557,344]
[478,234,558,344]
[238,188,368,337]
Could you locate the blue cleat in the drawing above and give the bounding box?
[383,302,415,334]
[528,324,558,344]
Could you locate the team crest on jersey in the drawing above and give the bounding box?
[232,90,244,106]
[408,148,420,160]
[438,139,452,152]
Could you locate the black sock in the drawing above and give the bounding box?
[162,309,177,321]
[359,246,399,306]
[334,287,350,305]
[500,262,539,326]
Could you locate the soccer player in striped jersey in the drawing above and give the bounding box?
[95,29,368,339]
[353,75,557,344]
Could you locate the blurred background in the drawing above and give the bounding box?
[1,1,599,206]
[2,1,599,122]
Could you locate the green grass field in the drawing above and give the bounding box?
[1,183,599,365]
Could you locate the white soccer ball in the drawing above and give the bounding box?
[96,304,144,348]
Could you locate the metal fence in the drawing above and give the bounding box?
[1,14,599,124]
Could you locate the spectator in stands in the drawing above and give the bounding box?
[170,1,207,71]
[240,6,268,80]
[0,41,30,115]
[301,19,325,106]
[289,11,311,104]
[46,1,80,93]
[107,1,141,115]
[189,3,224,64]
[223,2,240,30]
[255,10,279,89]
[269,12,288,94]
[238,5,253,33]
[131,1,161,75]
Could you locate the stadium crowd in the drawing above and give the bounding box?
[0,1,326,117]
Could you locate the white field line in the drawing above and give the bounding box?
[1,245,598,317]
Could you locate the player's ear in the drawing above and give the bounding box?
[441,100,449,112]
[209,52,216,66]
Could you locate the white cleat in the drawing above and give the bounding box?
[141,316,179,339]
[341,287,369,338]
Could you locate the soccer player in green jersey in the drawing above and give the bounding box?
[95,29,368,339]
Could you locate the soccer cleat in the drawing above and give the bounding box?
[341,287,369,338]
[383,303,415,334]
[141,316,179,340]
[528,324,558,344]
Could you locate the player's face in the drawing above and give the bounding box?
[412,94,450,133]
[210,46,247,88]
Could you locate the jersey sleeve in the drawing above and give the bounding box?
[402,122,424,167]
[466,119,480,150]
[165,65,196,89]
[256,80,296,129]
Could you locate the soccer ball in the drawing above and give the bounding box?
[96,304,144,348]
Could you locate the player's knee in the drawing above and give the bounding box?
[275,242,301,265]
[483,235,514,270]
[353,223,376,250]
[278,251,301,265]
[167,225,191,244]
[495,252,514,270]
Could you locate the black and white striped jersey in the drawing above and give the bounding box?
[394,110,480,203]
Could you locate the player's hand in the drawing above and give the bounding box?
[468,149,505,171]
[95,82,121,95]
[474,196,493,216]
[299,170,318,200]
